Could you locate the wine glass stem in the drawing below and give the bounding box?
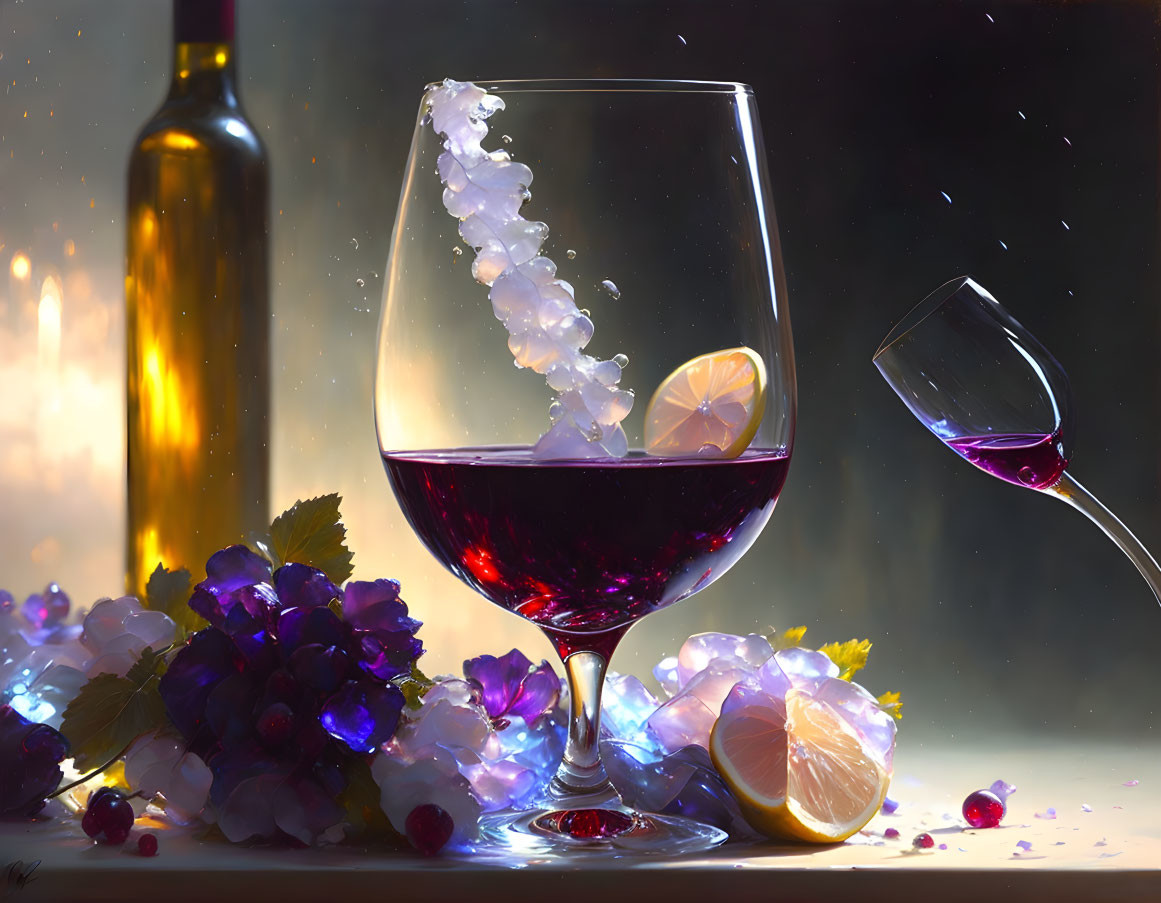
[1049,471,1161,606]
[550,650,614,800]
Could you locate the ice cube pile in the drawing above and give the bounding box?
[426,79,634,458]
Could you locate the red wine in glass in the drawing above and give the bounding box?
[875,276,1161,606]
[944,429,1067,490]
[384,446,791,658]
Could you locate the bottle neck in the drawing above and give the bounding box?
[168,0,237,104]
[169,42,237,103]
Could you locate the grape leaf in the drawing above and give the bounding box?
[818,638,872,680]
[767,625,808,651]
[145,563,204,638]
[59,647,169,772]
[336,757,401,841]
[260,493,354,585]
[877,690,903,721]
[394,664,434,710]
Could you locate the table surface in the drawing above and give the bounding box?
[2,739,1158,903]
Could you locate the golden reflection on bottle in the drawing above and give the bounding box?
[125,20,268,597]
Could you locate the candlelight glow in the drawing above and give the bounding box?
[11,251,30,280]
[38,275,62,372]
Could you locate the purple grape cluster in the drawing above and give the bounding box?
[157,546,423,842]
[82,787,135,844]
[0,704,70,816]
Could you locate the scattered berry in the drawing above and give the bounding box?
[405,803,454,856]
[138,833,158,857]
[913,832,935,849]
[962,789,1005,828]
[884,827,900,839]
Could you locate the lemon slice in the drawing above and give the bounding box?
[709,689,890,843]
[644,346,766,457]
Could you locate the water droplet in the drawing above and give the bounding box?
[548,400,565,422]
[350,237,359,250]
[1063,136,1072,147]
[998,240,1008,250]
[613,353,629,368]
[1017,466,1036,485]
[940,191,952,204]
[420,111,433,127]
[1062,220,1070,231]
[501,134,512,145]
[1018,110,1027,120]
[599,278,621,300]
[986,12,994,22]
[585,424,604,442]
[696,400,712,416]
[355,277,365,288]
[579,308,591,318]
[678,34,687,45]
[452,246,463,257]
[521,188,532,204]
[566,249,577,260]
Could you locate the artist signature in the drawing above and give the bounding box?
[2,860,40,896]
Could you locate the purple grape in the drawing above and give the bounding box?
[85,787,134,845]
[159,628,245,738]
[319,681,404,753]
[277,606,346,657]
[463,648,559,724]
[0,705,70,817]
[273,564,340,610]
[203,545,272,594]
[289,644,349,693]
[256,702,295,748]
[405,803,454,856]
[354,628,423,681]
[342,579,402,620]
[0,589,15,614]
[42,583,71,625]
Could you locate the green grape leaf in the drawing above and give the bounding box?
[877,690,903,721]
[818,638,873,681]
[144,563,204,638]
[59,647,169,772]
[337,757,402,841]
[394,664,434,710]
[261,493,354,585]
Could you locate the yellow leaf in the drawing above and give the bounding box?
[819,638,872,680]
[877,690,903,721]
[768,625,808,651]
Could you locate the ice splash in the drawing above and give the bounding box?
[426,79,634,458]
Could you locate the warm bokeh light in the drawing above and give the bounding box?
[10,251,30,280]
[64,239,76,257]
[37,275,62,372]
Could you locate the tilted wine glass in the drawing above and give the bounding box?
[375,79,795,853]
[874,276,1161,603]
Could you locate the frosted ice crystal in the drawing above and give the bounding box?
[426,79,634,458]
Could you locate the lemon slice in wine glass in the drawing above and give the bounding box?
[644,346,767,457]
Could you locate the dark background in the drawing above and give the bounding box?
[2,0,1159,740]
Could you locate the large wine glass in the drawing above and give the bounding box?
[874,276,1161,604]
[375,79,796,853]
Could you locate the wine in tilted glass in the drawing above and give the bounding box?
[375,79,795,853]
[874,276,1161,605]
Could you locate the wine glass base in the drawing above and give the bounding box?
[473,806,729,858]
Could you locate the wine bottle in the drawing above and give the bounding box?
[125,0,269,597]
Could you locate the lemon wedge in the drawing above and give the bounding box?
[709,688,890,843]
[643,346,766,457]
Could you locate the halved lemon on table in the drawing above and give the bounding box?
[643,346,767,457]
[709,689,891,843]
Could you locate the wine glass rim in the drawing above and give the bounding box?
[873,275,974,361]
[424,78,754,95]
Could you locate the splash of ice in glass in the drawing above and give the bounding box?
[425,79,634,458]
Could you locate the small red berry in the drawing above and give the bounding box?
[913,832,935,849]
[963,789,1006,829]
[884,827,900,839]
[405,803,454,856]
[138,833,158,857]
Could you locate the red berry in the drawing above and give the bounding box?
[405,803,454,856]
[138,833,158,857]
[86,788,134,845]
[81,806,103,838]
[884,827,900,839]
[913,832,935,849]
[962,789,1006,829]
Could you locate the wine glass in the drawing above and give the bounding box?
[375,79,795,853]
[874,276,1161,604]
